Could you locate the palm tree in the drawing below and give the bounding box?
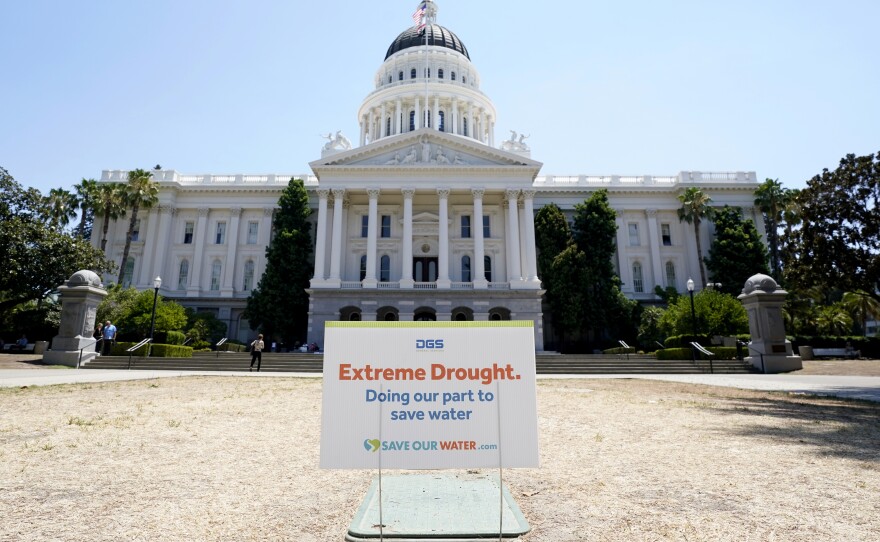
[96,183,127,252]
[43,187,78,231]
[118,169,158,286]
[815,304,854,336]
[754,178,789,280]
[73,178,98,239]
[677,187,715,288]
[841,291,880,336]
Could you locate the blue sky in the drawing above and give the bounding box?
[3,0,878,196]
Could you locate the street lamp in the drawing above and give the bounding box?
[686,277,696,340]
[149,276,162,353]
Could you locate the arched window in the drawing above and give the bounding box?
[385,117,391,137]
[461,255,471,282]
[243,260,255,291]
[360,255,367,281]
[411,68,416,79]
[122,258,135,287]
[462,76,466,84]
[398,71,403,81]
[387,75,392,84]
[380,255,391,282]
[409,111,416,131]
[484,256,492,282]
[177,259,189,290]
[438,111,445,132]
[632,262,644,293]
[425,67,430,78]
[665,261,677,289]
[463,117,469,137]
[451,71,456,81]
[438,69,444,79]
[210,260,222,291]
[455,313,467,321]
[384,312,397,321]
[350,312,361,321]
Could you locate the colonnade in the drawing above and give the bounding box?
[359,95,495,146]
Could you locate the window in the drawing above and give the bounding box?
[425,68,430,78]
[380,215,391,238]
[361,215,369,237]
[385,117,391,137]
[461,255,471,282]
[243,260,255,291]
[628,223,640,246]
[409,111,416,131]
[461,215,471,238]
[215,222,226,244]
[247,221,259,244]
[210,260,221,291]
[451,71,456,81]
[177,260,189,290]
[360,255,367,281]
[122,258,135,287]
[665,262,677,288]
[184,221,194,244]
[438,69,444,79]
[463,117,468,137]
[398,71,403,81]
[661,223,672,246]
[484,256,492,282]
[483,215,491,238]
[387,75,391,84]
[438,111,445,132]
[380,255,390,282]
[462,76,466,84]
[632,262,644,293]
[132,219,140,242]
[411,68,416,79]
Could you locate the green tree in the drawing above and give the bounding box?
[96,286,187,340]
[0,167,113,313]
[534,203,571,278]
[814,303,854,336]
[754,178,789,280]
[705,206,769,296]
[43,187,78,231]
[534,203,579,348]
[95,183,127,252]
[243,178,313,343]
[74,178,98,239]
[572,189,624,339]
[184,309,228,346]
[637,306,666,350]
[785,152,880,304]
[677,187,715,287]
[546,244,588,349]
[659,289,749,339]
[118,169,158,286]
[840,291,880,336]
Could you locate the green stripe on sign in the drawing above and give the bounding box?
[325,321,533,328]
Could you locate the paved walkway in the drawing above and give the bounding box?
[2,368,879,403]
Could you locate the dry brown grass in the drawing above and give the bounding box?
[1,377,877,541]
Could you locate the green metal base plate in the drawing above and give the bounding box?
[346,472,530,541]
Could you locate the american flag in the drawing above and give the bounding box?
[412,2,426,30]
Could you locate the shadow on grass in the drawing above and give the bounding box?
[711,394,880,462]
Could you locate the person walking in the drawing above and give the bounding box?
[94,323,103,353]
[249,334,265,372]
[102,321,117,356]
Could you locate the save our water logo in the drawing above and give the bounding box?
[363,438,497,452]
[363,439,380,452]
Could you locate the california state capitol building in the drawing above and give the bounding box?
[92,1,764,352]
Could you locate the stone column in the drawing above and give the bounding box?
[400,188,415,288]
[452,98,459,135]
[359,118,366,146]
[472,189,487,289]
[138,207,160,286]
[488,116,495,147]
[506,189,522,284]
[221,207,241,296]
[615,215,631,293]
[363,189,380,288]
[646,209,663,292]
[150,206,174,285]
[415,96,421,129]
[368,110,375,143]
[395,99,402,135]
[522,190,540,285]
[188,208,209,296]
[433,95,440,131]
[738,274,802,372]
[311,189,330,286]
[327,189,345,287]
[42,271,108,367]
[380,103,387,138]
[437,189,451,288]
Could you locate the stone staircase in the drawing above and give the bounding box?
[82,351,756,374]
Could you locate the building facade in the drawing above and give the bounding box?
[94,1,764,351]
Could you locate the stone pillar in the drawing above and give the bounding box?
[311,189,330,286]
[646,209,662,292]
[151,206,175,284]
[188,208,209,296]
[433,95,440,131]
[472,189,487,289]
[522,190,540,286]
[437,189,451,288]
[221,207,241,296]
[363,188,380,288]
[395,99,402,135]
[380,103,387,138]
[328,189,345,286]
[452,98,459,136]
[401,188,415,288]
[138,207,160,286]
[415,96,421,129]
[42,271,108,367]
[738,274,802,373]
[505,189,522,284]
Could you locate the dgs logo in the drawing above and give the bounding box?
[416,339,444,349]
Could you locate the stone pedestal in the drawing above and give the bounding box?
[738,273,802,373]
[42,270,108,367]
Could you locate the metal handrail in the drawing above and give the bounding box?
[182,337,193,346]
[76,338,103,369]
[617,340,633,360]
[738,340,765,373]
[215,337,228,358]
[127,338,152,370]
[690,341,716,374]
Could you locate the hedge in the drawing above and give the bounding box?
[218,342,247,353]
[656,346,739,360]
[602,346,637,355]
[110,342,193,357]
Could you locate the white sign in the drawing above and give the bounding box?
[320,321,539,469]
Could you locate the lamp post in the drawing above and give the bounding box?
[149,276,162,355]
[687,278,696,339]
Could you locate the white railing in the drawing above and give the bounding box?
[488,282,510,290]
[377,282,400,289]
[100,170,318,186]
[534,171,756,187]
[414,282,437,289]
[451,282,474,289]
[340,281,362,289]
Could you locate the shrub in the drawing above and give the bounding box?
[110,341,148,356]
[656,346,739,360]
[602,346,637,355]
[165,331,186,345]
[149,344,193,358]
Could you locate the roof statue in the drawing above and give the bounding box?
[501,130,530,152]
[321,131,352,151]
